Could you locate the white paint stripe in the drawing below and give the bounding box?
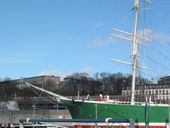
[73,122,168,126]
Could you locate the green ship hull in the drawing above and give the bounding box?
[64,100,170,123]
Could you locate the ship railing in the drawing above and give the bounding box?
[110,100,154,106]
[112,100,170,106]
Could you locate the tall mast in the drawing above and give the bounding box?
[131,0,139,105]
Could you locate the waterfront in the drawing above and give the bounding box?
[0,109,71,125]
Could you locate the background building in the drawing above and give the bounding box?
[21,75,60,91]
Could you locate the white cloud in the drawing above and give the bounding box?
[92,36,116,47]
[38,67,94,80]
[93,22,104,29]
[139,28,170,44]
[152,31,170,44]
[38,70,72,80]
[0,57,33,64]
[92,28,170,48]
[79,67,94,74]
[38,70,58,76]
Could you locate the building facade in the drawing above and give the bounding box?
[20,75,60,91]
[122,84,170,102]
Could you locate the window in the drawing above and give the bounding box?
[155,90,158,94]
[163,90,165,95]
[166,90,168,94]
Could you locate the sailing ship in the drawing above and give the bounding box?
[24,0,170,128]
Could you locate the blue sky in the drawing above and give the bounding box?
[0,0,170,80]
